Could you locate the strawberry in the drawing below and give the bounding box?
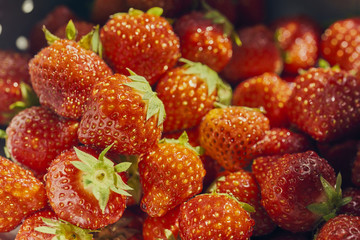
[0,50,30,84]
[199,106,270,171]
[232,72,292,127]
[90,0,128,24]
[28,5,77,54]
[138,132,205,217]
[321,17,360,74]
[178,193,255,240]
[45,145,132,229]
[340,187,360,216]
[142,206,180,240]
[272,16,320,74]
[315,214,360,240]
[126,0,193,17]
[78,71,165,156]
[0,156,47,232]
[15,208,95,239]
[29,21,113,119]
[173,9,235,72]
[353,147,360,187]
[209,170,276,236]
[252,155,279,187]
[222,25,283,85]
[5,106,79,175]
[156,59,232,132]
[100,7,180,85]
[251,128,312,157]
[286,67,360,142]
[259,151,351,233]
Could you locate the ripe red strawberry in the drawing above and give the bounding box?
[260,151,342,232]
[173,10,234,72]
[45,145,132,229]
[252,155,279,187]
[100,7,180,85]
[15,208,95,239]
[5,106,79,175]
[126,0,193,17]
[222,25,283,84]
[315,214,360,240]
[0,156,47,232]
[0,50,30,84]
[78,71,165,156]
[209,170,276,236]
[178,193,255,239]
[142,206,180,240]
[272,16,320,74]
[29,21,113,119]
[321,17,360,74]
[251,128,312,157]
[340,187,360,216]
[28,5,77,54]
[156,59,232,132]
[138,132,205,217]
[199,106,270,171]
[286,67,360,142]
[232,72,292,127]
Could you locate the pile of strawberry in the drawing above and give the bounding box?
[1,0,360,239]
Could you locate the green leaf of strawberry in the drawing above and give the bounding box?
[160,131,204,156]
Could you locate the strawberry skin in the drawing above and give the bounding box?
[78,73,164,156]
[260,151,336,232]
[178,193,255,240]
[353,148,360,187]
[232,72,292,127]
[29,39,113,119]
[174,11,233,72]
[321,17,360,74]
[340,187,360,216]
[0,156,47,232]
[6,106,79,175]
[315,214,360,240]
[199,106,270,171]
[222,25,283,84]
[100,9,180,85]
[45,146,127,229]
[286,67,360,142]
[138,135,205,217]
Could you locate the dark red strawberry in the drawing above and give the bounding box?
[0,156,47,232]
[353,147,360,187]
[321,17,360,74]
[138,132,205,217]
[251,128,312,157]
[156,59,232,132]
[142,206,180,240]
[126,0,193,17]
[209,170,276,236]
[260,151,345,232]
[174,10,234,72]
[45,146,132,229]
[178,193,255,239]
[15,208,95,239]
[29,21,113,119]
[5,106,79,175]
[0,50,30,84]
[28,5,77,54]
[315,214,360,240]
[222,25,283,85]
[100,7,180,85]
[287,67,360,142]
[272,16,320,74]
[78,71,165,156]
[199,106,270,171]
[90,0,128,24]
[232,72,292,127]
[340,187,360,216]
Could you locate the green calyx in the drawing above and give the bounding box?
[9,82,39,113]
[0,129,7,139]
[112,7,163,18]
[307,173,352,222]
[124,69,166,126]
[71,145,133,214]
[201,0,241,46]
[159,131,204,156]
[35,217,96,240]
[205,192,256,213]
[43,20,103,57]
[179,58,232,106]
